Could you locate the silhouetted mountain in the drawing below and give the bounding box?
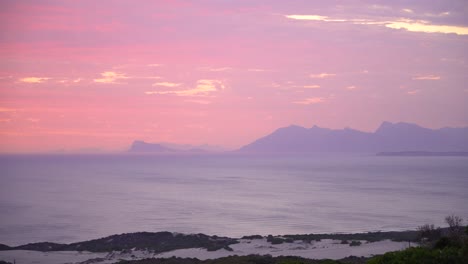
[376,151,468,157]
[239,122,468,153]
[128,141,175,153]
[127,141,225,153]
[159,142,228,152]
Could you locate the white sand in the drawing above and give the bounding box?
[0,239,411,264]
[155,239,410,260]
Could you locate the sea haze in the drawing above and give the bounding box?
[0,153,467,246]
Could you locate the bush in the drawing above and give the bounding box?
[267,235,285,245]
[367,246,466,264]
[417,224,441,243]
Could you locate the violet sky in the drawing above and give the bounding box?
[1,0,467,152]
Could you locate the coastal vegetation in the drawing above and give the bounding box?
[0,230,419,253]
[276,230,419,244]
[367,215,468,264]
[1,216,466,263]
[116,255,367,264]
[1,232,238,253]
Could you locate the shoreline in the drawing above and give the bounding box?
[0,230,418,264]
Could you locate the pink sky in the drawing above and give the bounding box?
[1,0,467,153]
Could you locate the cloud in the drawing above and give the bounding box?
[310,73,336,78]
[424,11,451,18]
[385,20,468,35]
[402,8,414,14]
[199,67,232,72]
[152,82,181,87]
[248,68,269,72]
[146,79,225,96]
[26,118,40,123]
[407,90,421,95]
[0,118,11,123]
[57,78,82,84]
[0,107,18,112]
[94,71,129,84]
[147,64,163,67]
[346,85,358,90]
[412,75,441,80]
[184,99,212,104]
[293,97,325,105]
[303,85,320,89]
[19,77,50,83]
[285,15,347,22]
[286,14,468,35]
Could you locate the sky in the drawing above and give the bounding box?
[0,0,467,153]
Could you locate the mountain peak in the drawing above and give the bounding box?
[239,122,468,153]
[375,121,393,133]
[375,121,425,133]
[128,141,172,153]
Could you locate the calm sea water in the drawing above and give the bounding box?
[0,154,467,246]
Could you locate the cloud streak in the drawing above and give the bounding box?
[19,77,50,83]
[94,72,129,84]
[412,75,441,80]
[293,97,325,105]
[152,82,181,87]
[146,79,225,97]
[303,85,320,89]
[286,14,468,35]
[310,73,336,79]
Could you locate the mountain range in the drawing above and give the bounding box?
[127,140,227,153]
[238,122,468,153]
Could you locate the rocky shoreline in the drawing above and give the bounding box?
[0,230,419,264]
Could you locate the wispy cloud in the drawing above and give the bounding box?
[147,64,163,67]
[286,15,347,22]
[19,77,50,83]
[184,99,212,104]
[407,90,421,95]
[94,71,129,84]
[248,68,269,72]
[286,14,468,35]
[303,85,320,89]
[57,78,82,84]
[385,20,468,35]
[310,73,336,79]
[402,8,414,14]
[346,85,358,90]
[412,75,441,80]
[0,107,18,112]
[424,11,451,18]
[199,67,232,72]
[293,97,325,105]
[146,79,225,97]
[26,118,40,123]
[152,82,181,87]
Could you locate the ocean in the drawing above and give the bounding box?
[0,153,467,246]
